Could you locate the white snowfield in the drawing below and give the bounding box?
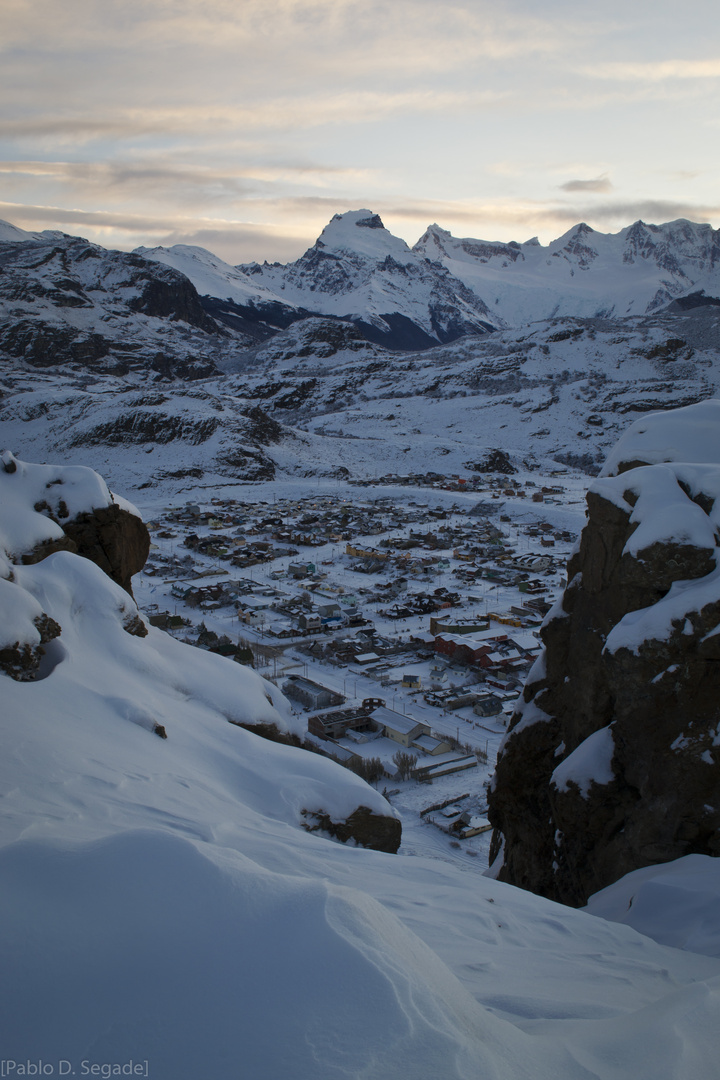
[585,854,720,958]
[3,457,720,1079]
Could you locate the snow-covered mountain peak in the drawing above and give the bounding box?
[413,226,527,267]
[0,218,41,243]
[232,210,502,347]
[313,209,414,263]
[413,216,720,322]
[414,223,454,259]
[616,218,720,273]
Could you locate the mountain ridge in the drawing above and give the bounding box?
[128,209,720,348]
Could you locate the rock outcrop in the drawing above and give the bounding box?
[488,400,720,906]
[61,503,150,596]
[0,609,61,681]
[301,805,402,854]
[234,720,403,853]
[2,452,150,596]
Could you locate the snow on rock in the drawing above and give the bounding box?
[489,400,720,906]
[552,725,615,797]
[0,217,53,243]
[316,209,417,261]
[0,575,47,647]
[0,228,235,377]
[0,451,113,560]
[135,240,291,311]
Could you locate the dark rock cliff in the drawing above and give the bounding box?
[488,403,720,906]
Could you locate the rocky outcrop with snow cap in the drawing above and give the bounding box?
[0,450,149,596]
[488,400,720,906]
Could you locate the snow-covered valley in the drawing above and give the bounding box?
[3,212,720,1078]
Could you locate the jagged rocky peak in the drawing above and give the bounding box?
[413,224,527,265]
[488,400,720,907]
[413,222,451,250]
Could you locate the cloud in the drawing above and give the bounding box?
[559,177,613,194]
[0,87,513,148]
[0,158,369,204]
[2,1,572,66]
[582,58,720,82]
[0,200,317,263]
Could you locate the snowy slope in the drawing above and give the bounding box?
[414,218,720,324]
[0,219,70,244]
[586,855,720,958]
[134,241,293,310]
[3,457,720,1079]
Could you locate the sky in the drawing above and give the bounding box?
[2,0,720,265]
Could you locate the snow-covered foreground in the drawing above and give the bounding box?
[3,461,720,1079]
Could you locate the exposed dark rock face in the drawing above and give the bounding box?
[466,449,516,474]
[0,235,232,378]
[62,504,150,597]
[488,411,720,906]
[67,410,220,447]
[302,805,402,854]
[21,501,149,598]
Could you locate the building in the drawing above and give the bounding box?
[308,706,380,741]
[283,676,344,711]
[369,707,430,748]
[473,693,503,717]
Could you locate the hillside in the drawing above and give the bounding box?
[2,210,719,499]
[2,301,720,498]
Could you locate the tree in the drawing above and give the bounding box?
[392,750,418,781]
[350,756,385,785]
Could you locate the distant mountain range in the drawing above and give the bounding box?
[138,210,720,345]
[2,210,720,360]
[2,209,720,490]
